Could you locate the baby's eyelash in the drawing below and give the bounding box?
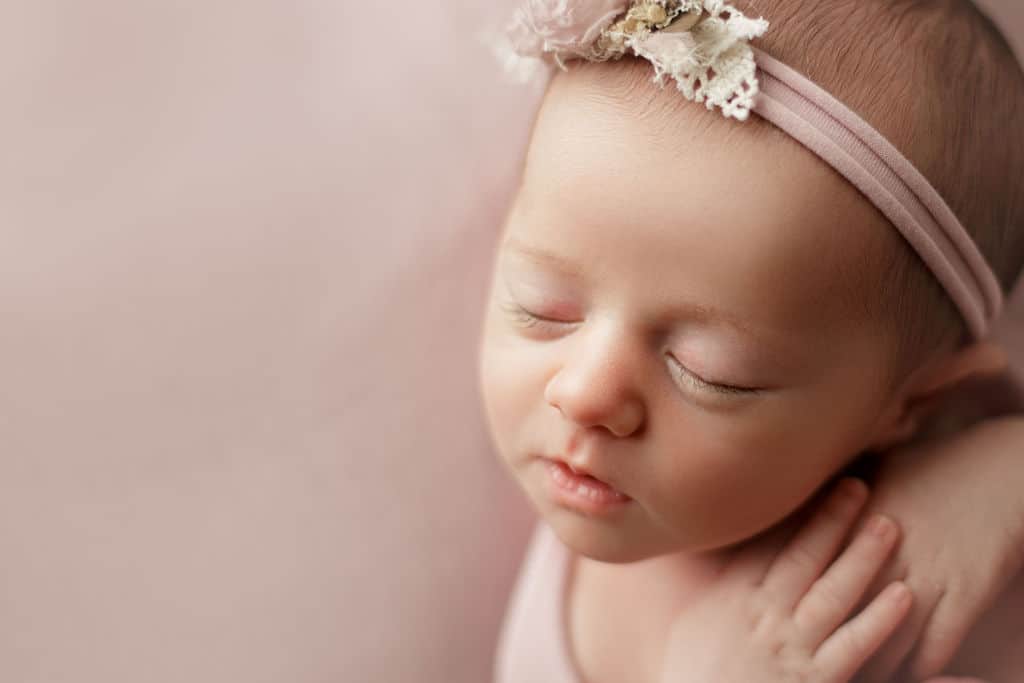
[666,354,760,396]
[501,304,760,397]
[501,302,565,329]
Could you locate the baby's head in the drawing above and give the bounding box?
[478,0,1024,562]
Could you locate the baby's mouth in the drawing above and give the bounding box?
[544,457,632,506]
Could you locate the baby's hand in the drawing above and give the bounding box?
[660,479,911,683]
[853,417,1024,682]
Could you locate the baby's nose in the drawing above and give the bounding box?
[543,333,646,438]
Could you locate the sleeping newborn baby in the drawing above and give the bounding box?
[479,0,1024,681]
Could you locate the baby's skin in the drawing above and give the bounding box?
[658,478,913,682]
[657,476,1010,683]
[478,55,1024,681]
[849,417,1024,681]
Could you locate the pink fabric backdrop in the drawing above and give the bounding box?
[0,2,1019,682]
[0,2,534,681]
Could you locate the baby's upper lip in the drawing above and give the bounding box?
[545,454,621,489]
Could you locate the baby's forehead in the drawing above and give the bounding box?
[537,59,750,160]
[518,61,899,326]
[531,61,883,232]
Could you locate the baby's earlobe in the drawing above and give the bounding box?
[868,408,922,453]
[921,341,1009,396]
[874,341,1012,450]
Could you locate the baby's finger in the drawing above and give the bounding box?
[761,478,869,608]
[855,592,937,682]
[794,515,901,646]
[815,582,913,682]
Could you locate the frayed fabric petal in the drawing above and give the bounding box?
[495,0,769,120]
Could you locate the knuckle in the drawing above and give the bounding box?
[814,573,848,612]
[787,541,821,574]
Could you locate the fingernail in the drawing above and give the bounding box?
[867,515,895,538]
[889,582,912,605]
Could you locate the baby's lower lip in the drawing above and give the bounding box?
[544,460,632,515]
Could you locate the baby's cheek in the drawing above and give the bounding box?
[478,341,542,453]
[656,414,838,547]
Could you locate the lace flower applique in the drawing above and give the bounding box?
[497,0,769,121]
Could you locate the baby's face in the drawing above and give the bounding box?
[478,65,906,563]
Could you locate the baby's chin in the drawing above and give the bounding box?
[520,468,784,562]
[540,504,714,564]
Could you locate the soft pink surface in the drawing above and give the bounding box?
[0,1,535,682]
[0,2,1020,682]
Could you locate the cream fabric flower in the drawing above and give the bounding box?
[498,0,769,121]
[507,0,629,62]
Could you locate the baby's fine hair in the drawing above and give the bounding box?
[749,0,1024,373]
[559,0,1024,379]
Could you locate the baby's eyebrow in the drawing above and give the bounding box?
[660,301,763,343]
[503,238,584,279]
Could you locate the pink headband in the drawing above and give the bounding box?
[500,0,1006,339]
[750,47,1004,339]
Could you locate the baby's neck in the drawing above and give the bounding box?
[568,547,731,683]
[606,545,730,582]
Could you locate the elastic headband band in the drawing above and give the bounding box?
[750,47,1004,339]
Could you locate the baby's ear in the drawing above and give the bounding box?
[869,341,1008,450]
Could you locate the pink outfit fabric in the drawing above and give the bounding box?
[494,522,580,683]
